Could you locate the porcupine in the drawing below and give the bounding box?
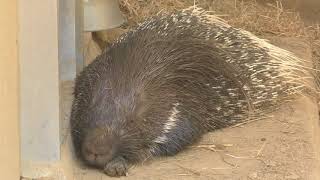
[70,7,317,177]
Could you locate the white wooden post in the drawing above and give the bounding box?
[18,0,83,178]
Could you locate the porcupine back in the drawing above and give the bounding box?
[121,7,316,124]
[70,7,317,169]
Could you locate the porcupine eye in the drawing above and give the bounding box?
[81,127,118,168]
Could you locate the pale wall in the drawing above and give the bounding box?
[0,0,20,179]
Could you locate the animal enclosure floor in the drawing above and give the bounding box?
[53,38,320,180]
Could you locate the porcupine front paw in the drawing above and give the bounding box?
[104,156,128,177]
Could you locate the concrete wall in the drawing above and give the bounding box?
[0,0,20,179]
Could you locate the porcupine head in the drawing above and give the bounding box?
[72,59,206,176]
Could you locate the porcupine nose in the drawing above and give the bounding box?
[81,127,116,167]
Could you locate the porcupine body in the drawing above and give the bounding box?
[70,7,315,177]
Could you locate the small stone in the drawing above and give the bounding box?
[281,130,290,133]
[215,144,226,150]
[285,173,300,180]
[266,160,277,167]
[248,172,258,179]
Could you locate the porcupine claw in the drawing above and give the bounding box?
[103,156,129,177]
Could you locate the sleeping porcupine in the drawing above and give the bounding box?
[70,7,317,177]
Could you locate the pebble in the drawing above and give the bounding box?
[285,173,300,180]
[265,160,277,167]
[248,172,258,179]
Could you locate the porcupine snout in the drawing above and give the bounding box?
[81,127,119,168]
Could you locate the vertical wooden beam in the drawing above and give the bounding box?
[58,0,84,147]
[76,0,85,74]
[59,0,77,81]
[0,0,20,179]
[18,0,60,177]
[59,0,84,81]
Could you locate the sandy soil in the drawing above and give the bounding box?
[47,37,320,180]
